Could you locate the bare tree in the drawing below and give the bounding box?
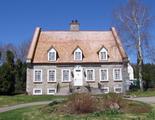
[113,0,153,91]
[16,40,31,62]
[0,40,30,63]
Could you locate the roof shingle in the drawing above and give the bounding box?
[27,27,127,63]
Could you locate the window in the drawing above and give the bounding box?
[33,69,42,82]
[48,48,56,61]
[86,69,95,81]
[74,48,82,61]
[100,52,107,60]
[113,68,122,80]
[99,48,108,60]
[100,69,108,81]
[114,87,122,93]
[33,88,42,95]
[62,69,71,82]
[101,87,109,94]
[47,69,56,82]
[47,88,56,95]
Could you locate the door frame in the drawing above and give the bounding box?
[73,66,83,86]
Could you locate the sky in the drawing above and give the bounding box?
[0,0,155,63]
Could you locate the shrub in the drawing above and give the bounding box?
[48,100,61,106]
[68,93,96,114]
[101,93,124,111]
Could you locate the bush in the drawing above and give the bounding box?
[128,80,140,92]
[101,93,124,111]
[48,100,61,106]
[68,93,97,114]
[41,93,152,116]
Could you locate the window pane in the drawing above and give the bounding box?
[35,70,41,81]
[114,87,122,93]
[49,52,55,61]
[63,70,69,81]
[101,52,106,60]
[101,69,107,80]
[48,89,56,93]
[75,52,81,60]
[101,87,109,93]
[114,69,121,80]
[49,70,55,81]
[87,70,94,80]
[35,90,41,93]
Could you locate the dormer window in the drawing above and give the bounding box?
[48,48,56,61]
[74,48,82,61]
[99,47,108,61]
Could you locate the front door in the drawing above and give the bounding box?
[74,66,83,86]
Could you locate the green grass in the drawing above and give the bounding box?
[127,90,155,97]
[0,94,65,107]
[0,104,154,120]
[0,93,154,120]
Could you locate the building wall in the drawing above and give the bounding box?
[26,63,129,95]
[127,63,134,80]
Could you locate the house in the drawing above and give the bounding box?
[127,63,134,80]
[126,63,135,90]
[26,20,129,95]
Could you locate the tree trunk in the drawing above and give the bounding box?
[137,28,143,91]
[138,50,143,91]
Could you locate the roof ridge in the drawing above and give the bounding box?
[27,27,41,63]
[111,27,127,59]
[42,30,111,32]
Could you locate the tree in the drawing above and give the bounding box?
[142,64,155,89]
[15,59,26,93]
[0,50,15,95]
[113,0,153,91]
[16,40,30,62]
[0,51,1,65]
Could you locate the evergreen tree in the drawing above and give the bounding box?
[15,59,26,93]
[0,50,15,95]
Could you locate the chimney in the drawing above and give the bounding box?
[70,20,80,31]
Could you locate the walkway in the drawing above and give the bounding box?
[127,96,155,104]
[0,101,52,113]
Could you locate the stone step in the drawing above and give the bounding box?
[56,85,106,95]
[56,86,70,95]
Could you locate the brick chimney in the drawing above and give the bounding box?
[70,20,80,31]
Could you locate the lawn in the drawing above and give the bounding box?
[0,104,155,120]
[0,93,154,120]
[127,90,155,97]
[0,94,65,107]
[0,90,155,108]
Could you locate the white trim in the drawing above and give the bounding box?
[47,88,56,95]
[114,86,122,93]
[26,59,31,63]
[101,87,109,94]
[33,88,42,95]
[61,69,71,82]
[86,69,95,81]
[48,48,56,61]
[99,48,108,61]
[74,48,82,61]
[47,69,56,82]
[99,68,108,81]
[33,69,42,82]
[73,66,83,86]
[113,68,122,81]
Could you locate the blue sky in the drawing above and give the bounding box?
[0,0,154,62]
